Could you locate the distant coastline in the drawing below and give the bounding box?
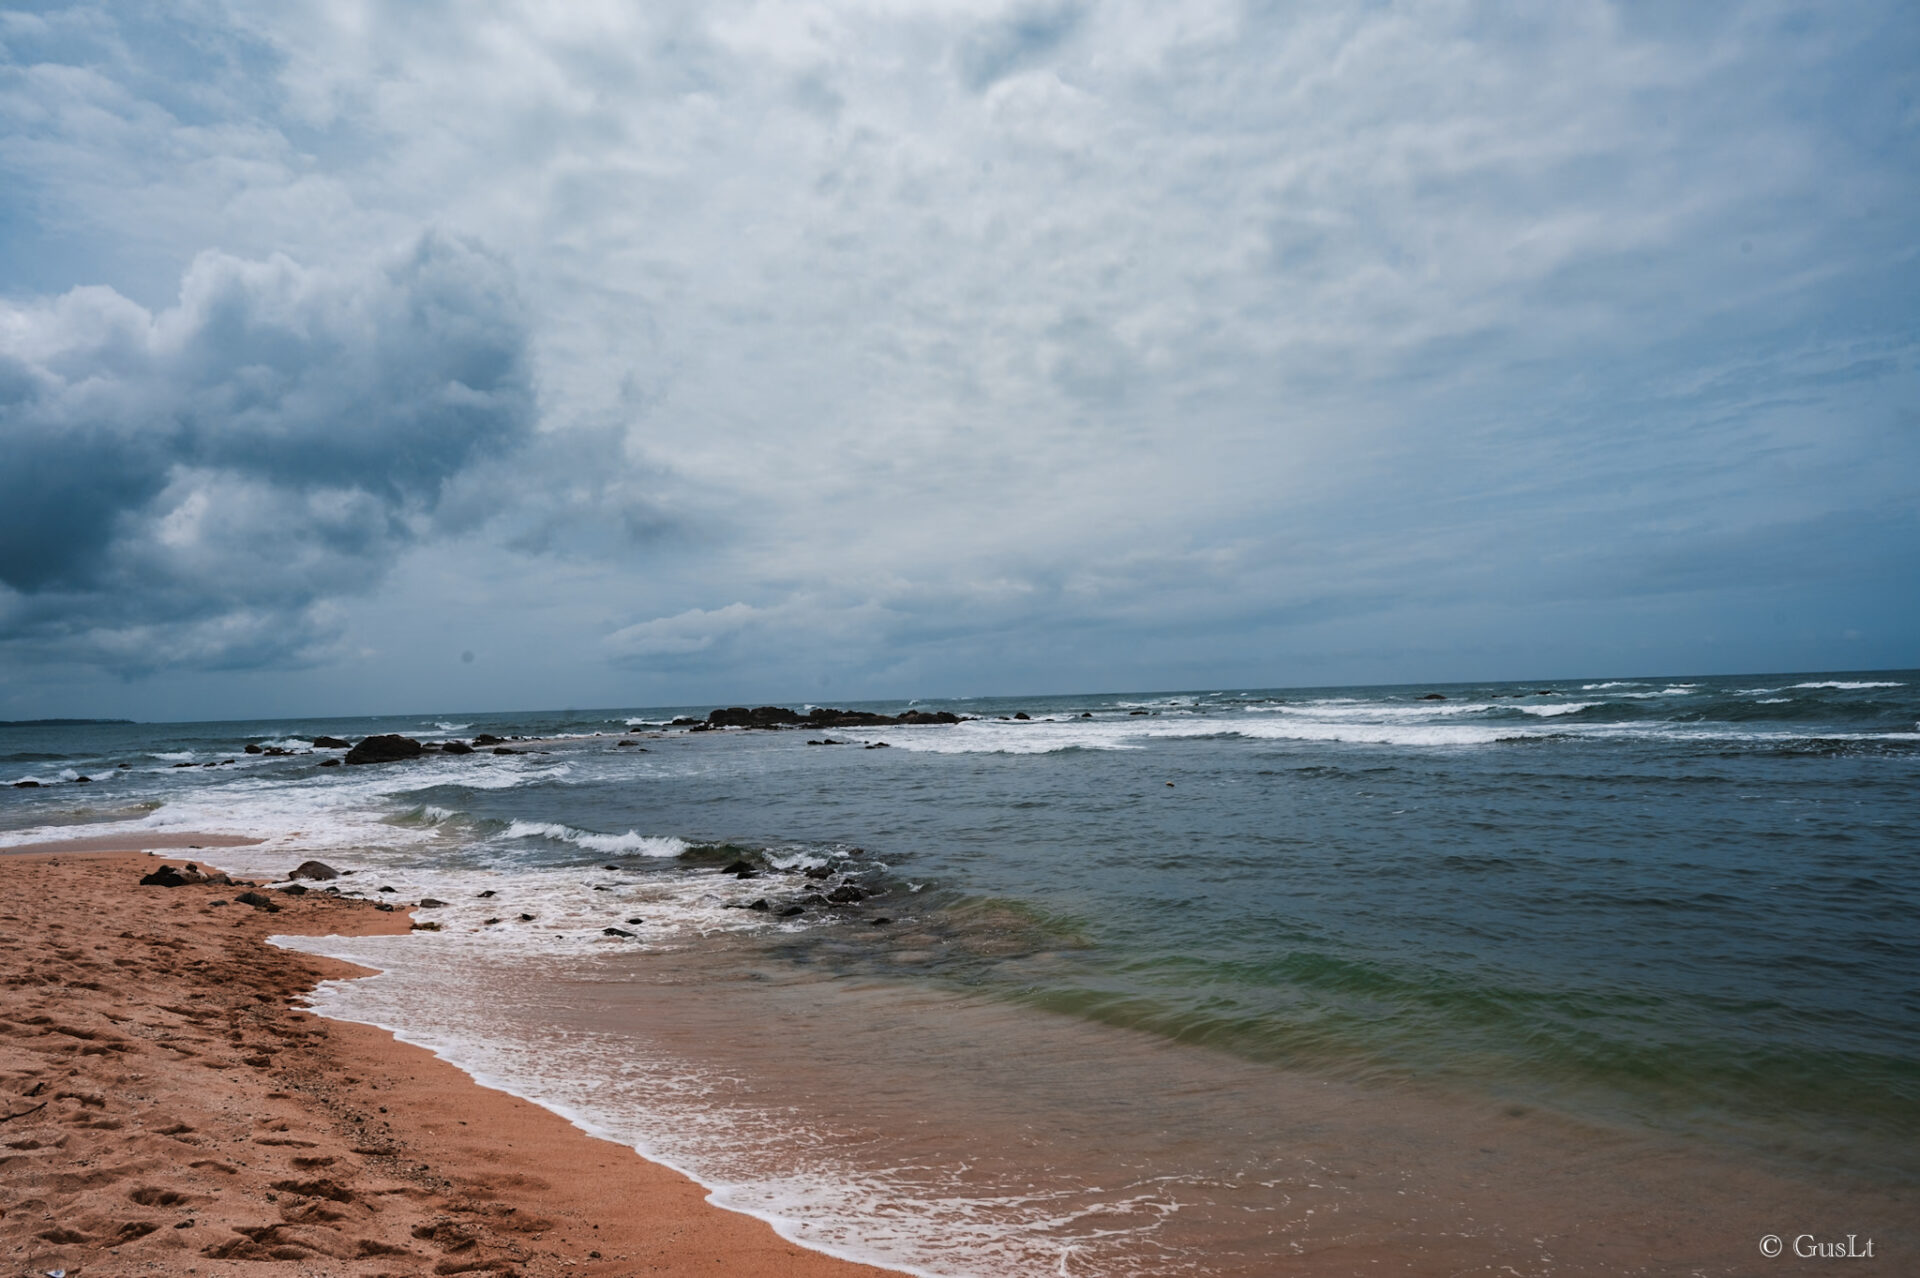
[0,718,136,727]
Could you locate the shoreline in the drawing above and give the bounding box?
[0,846,903,1278]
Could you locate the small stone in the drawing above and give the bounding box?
[416,898,446,909]
[518,913,536,922]
[601,927,635,938]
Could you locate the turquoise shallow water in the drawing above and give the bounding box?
[5,670,1917,1272]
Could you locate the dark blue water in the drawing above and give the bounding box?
[5,670,1918,1269]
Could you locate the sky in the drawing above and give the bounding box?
[1,0,1916,721]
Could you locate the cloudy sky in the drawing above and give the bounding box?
[1,1,1915,720]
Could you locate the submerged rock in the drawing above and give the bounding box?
[1420,693,1447,701]
[826,884,867,905]
[473,733,507,746]
[318,758,341,767]
[12,780,39,788]
[441,741,475,755]
[244,743,264,754]
[311,736,351,749]
[345,734,425,765]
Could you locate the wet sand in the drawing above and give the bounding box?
[0,848,901,1278]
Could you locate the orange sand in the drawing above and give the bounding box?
[0,850,901,1278]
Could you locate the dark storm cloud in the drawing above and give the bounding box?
[0,231,533,670]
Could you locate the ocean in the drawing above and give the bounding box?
[5,672,1917,1274]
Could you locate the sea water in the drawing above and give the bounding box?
[4,673,1916,1273]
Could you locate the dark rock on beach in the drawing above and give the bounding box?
[140,865,197,887]
[345,734,425,765]
[279,883,309,896]
[289,860,341,881]
[826,884,867,905]
[441,741,475,755]
[234,890,278,912]
[602,926,635,937]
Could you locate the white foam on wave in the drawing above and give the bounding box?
[505,820,687,858]
[1518,702,1598,717]
[1580,681,1644,690]
[1792,681,1904,690]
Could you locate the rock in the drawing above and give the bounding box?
[473,733,506,746]
[140,866,196,887]
[72,776,91,784]
[517,912,536,922]
[747,898,770,911]
[477,889,497,898]
[484,916,501,925]
[602,926,635,937]
[319,758,341,767]
[289,860,341,882]
[1129,709,1150,716]
[870,917,892,926]
[374,902,395,912]
[670,717,702,726]
[12,780,38,788]
[201,871,234,886]
[778,905,804,917]
[344,734,425,765]
[1081,712,1093,718]
[118,761,131,768]
[625,917,645,925]
[616,739,640,747]
[235,891,279,911]
[417,898,446,909]
[263,746,290,756]
[378,885,396,893]
[412,920,442,932]
[441,741,474,755]
[1420,693,1447,701]
[896,709,961,725]
[492,747,521,755]
[311,736,351,749]
[172,762,195,768]
[244,743,264,754]
[1013,711,1031,720]
[826,884,866,905]
[208,898,228,906]
[279,883,309,896]
[865,741,890,749]
[803,865,833,879]
[721,860,758,877]
[604,864,621,871]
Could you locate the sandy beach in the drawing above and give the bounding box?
[0,847,901,1278]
